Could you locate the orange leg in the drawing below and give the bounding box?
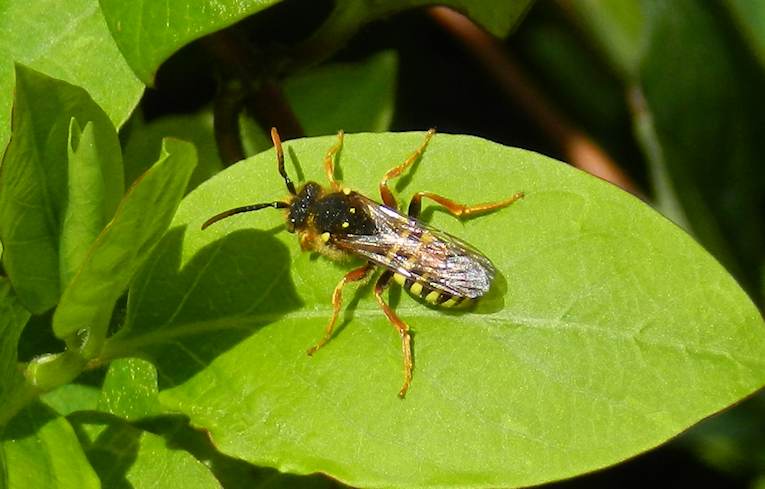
[408,191,524,219]
[323,130,344,191]
[374,270,414,398]
[307,262,374,356]
[379,129,436,208]
[270,127,296,195]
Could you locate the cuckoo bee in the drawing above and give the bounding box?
[202,128,523,397]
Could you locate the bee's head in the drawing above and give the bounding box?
[287,182,322,233]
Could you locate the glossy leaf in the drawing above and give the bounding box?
[99,0,282,84]
[53,139,197,358]
[1,402,100,489]
[0,65,124,314]
[107,133,765,488]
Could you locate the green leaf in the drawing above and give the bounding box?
[108,133,765,488]
[0,278,32,427]
[241,51,399,154]
[568,0,765,296]
[0,65,122,313]
[1,402,100,489]
[71,416,221,489]
[42,383,102,416]
[53,139,197,358]
[295,1,532,71]
[284,50,397,136]
[123,110,223,191]
[98,358,163,420]
[0,0,143,135]
[61,119,125,287]
[637,0,765,294]
[96,361,341,487]
[99,0,283,84]
[565,0,646,80]
[724,0,765,70]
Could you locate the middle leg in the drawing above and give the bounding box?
[307,261,374,355]
[379,129,436,209]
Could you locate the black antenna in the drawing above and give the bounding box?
[271,127,296,195]
[201,201,288,230]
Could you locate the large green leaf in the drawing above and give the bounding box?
[0,65,123,314]
[1,402,100,489]
[53,139,197,358]
[0,0,143,151]
[99,0,282,84]
[104,133,765,488]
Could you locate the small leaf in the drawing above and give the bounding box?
[0,65,122,313]
[122,110,223,190]
[241,51,399,154]
[61,119,125,287]
[109,133,765,488]
[284,50,397,135]
[98,358,163,420]
[53,139,197,358]
[99,0,283,84]
[1,402,100,489]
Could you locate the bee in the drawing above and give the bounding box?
[202,128,523,397]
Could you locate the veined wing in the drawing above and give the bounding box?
[332,194,495,299]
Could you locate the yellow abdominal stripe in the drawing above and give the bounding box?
[393,273,407,286]
[392,272,465,307]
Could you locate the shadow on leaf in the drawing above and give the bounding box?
[106,225,302,390]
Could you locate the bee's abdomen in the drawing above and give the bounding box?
[392,273,470,308]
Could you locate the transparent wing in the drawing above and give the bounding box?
[332,194,495,299]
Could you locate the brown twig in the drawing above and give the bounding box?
[428,6,640,196]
